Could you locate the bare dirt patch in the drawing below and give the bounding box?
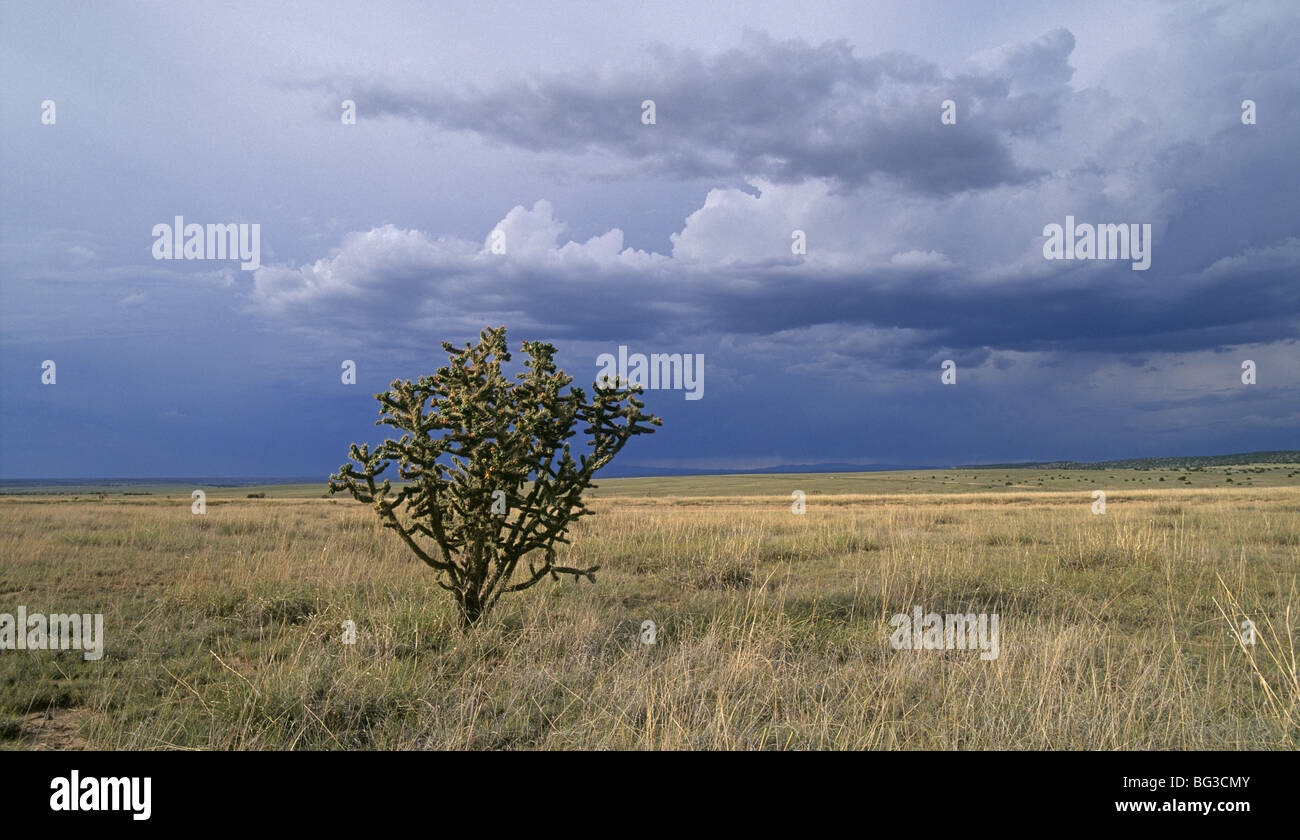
[22,708,92,750]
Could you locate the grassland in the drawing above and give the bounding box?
[1,466,1297,749]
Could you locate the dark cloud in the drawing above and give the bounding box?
[243,212,1300,367]
[311,30,1068,194]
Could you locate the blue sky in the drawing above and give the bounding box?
[1,0,1297,478]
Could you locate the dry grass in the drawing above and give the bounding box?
[0,477,1297,749]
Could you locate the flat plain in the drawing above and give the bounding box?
[1,464,1297,749]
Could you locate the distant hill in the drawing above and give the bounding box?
[609,450,1300,477]
[956,450,1300,471]
[5,452,1295,488]
[603,462,941,478]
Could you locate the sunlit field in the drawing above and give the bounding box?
[1,466,1297,750]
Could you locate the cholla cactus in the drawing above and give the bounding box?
[329,326,661,626]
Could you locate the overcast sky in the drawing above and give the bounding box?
[2,0,1297,478]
